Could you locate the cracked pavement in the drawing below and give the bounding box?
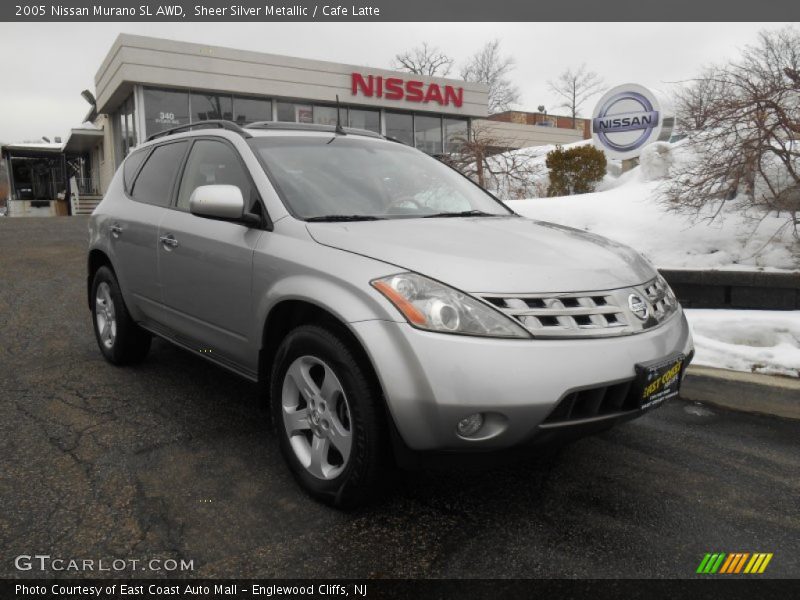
[1,216,798,579]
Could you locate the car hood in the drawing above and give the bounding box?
[306,216,656,294]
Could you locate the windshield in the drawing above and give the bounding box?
[250,135,513,220]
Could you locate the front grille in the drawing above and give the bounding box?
[542,380,637,424]
[643,276,677,321]
[480,276,679,339]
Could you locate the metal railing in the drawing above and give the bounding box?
[72,177,100,196]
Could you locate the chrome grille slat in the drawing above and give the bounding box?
[480,276,679,339]
[504,306,623,317]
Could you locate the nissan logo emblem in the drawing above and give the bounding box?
[628,294,649,320]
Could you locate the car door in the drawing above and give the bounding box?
[111,141,188,324]
[157,137,264,375]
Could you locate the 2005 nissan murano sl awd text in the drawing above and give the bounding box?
[88,119,693,507]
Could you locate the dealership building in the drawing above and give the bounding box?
[1,34,588,217]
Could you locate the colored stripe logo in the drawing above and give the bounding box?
[697,553,773,574]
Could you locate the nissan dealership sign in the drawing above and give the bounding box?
[591,84,674,160]
[351,72,464,107]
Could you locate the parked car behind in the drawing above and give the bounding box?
[88,121,693,506]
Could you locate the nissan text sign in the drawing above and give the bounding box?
[351,73,464,107]
[591,83,674,160]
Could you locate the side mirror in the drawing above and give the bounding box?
[189,185,245,220]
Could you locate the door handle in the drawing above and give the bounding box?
[109,223,122,237]
[159,234,179,249]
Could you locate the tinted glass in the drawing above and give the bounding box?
[253,136,511,219]
[385,111,413,146]
[445,118,469,152]
[277,102,313,123]
[143,88,190,137]
[191,92,233,121]
[415,115,443,154]
[123,148,149,193]
[177,140,253,211]
[348,108,380,133]
[234,96,272,124]
[313,106,338,126]
[125,106,136,152]
[132,142,188,206]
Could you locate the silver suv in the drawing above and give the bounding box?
[88,120,693,506]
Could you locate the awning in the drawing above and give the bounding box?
[63,128,103,154]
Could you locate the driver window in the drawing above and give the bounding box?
[177,140,253,211]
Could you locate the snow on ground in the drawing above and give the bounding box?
[505,141,799,272]
[685,309,800,378]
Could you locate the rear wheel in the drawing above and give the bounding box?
[91,266,151,365]
[271,324,387,507]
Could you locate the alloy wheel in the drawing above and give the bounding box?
[281,355,353,480]
[95,281,117,349]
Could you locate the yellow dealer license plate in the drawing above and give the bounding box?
[635,354,685,411]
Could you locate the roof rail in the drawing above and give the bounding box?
[145,120,252,142]
[245,121,383,139]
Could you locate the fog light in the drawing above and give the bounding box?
[456,413,484,437]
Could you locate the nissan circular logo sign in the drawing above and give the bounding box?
[591,84,674,160]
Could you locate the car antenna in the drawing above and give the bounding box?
[335,95,347,136]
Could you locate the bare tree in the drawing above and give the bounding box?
[441,124,545,199]
[547,65,606,126]
[673,66,728,131]
[460,39,520,114]
[665,26,800,237]
[393,42,454,77]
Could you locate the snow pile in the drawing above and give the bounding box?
[638,141,674,180]
[685,309,800,377]
[507,141,799,271]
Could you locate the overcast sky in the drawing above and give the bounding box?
[0,22,782,142]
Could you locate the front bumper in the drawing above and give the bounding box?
[351,310,693,452]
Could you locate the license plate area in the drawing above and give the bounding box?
[634,354,685,410]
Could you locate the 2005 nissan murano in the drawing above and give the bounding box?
[88,120,693,506]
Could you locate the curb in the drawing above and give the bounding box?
[681,365,800,420]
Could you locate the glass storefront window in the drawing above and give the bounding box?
[139,88,467,157]
[444,118,469,153]
[124,97,137,154]
[385,111,413,146]
[143,88,190,137]
[114,94,138,165]
[233,96,272,124]
[277,102,313,123]
[313,106,338,126]
[348,108,380,133]
[414,115,443,155]
[191,92,233,122]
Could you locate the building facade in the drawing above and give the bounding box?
[477,110,591,152]
[89,34,490,194]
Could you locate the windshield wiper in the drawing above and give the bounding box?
[305,215,386,222]
[422,209,505,218]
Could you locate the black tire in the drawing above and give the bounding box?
[91,265,151,365]
[270,324,388,508]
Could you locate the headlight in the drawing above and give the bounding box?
[371,273,531,338]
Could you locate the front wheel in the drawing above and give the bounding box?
[270,325,388,507]
[91,266,151,365]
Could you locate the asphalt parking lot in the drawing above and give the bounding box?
[1,216,798,579]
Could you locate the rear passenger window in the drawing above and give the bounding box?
[131,141,188,207]
[176,140,254,211]
[122,149,148,193]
